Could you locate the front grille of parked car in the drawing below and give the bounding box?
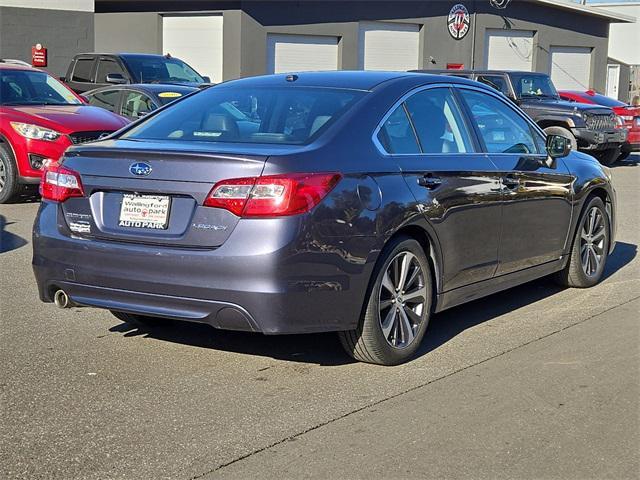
[68,131,114,145]
[585,113,617,131]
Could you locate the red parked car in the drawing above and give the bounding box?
[0,63,129,203]
[559,90,640,160]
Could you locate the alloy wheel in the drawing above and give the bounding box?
[0,158,6,192]
[378,251,427,349]
[580,206,607,277]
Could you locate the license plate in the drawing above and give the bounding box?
[118,194,170,230]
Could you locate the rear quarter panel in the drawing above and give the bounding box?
[561,152,616,253]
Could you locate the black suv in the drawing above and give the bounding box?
[418,70,627,165]
[63,53,211,94]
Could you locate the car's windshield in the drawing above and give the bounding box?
[511,73,559,99]
[0,69,82,106]
[121,86,364,145]
[122,57,205,84]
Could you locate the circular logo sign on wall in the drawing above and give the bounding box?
[447,3,470,40]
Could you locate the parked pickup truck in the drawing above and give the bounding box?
[416,70,627,165]
[62,53,211,94]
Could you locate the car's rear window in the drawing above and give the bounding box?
[121,86,364,145]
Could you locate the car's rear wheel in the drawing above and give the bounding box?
[0,144,18,204]
[339,236,432,365]
[594,148,620,167]
[555,196,610,288]
[543,126,578,152]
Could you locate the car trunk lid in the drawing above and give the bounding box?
[59,140,270,248]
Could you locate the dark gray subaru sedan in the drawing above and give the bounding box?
[33,71,616,365]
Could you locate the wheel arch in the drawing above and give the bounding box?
[383,222,444,303]
[0,132,16,157]
[570,185,614,256]
[538,119,573,130]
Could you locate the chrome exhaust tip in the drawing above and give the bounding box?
[53,289,71,309]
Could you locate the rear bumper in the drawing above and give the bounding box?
[32,202,375,334]
[572,128,626,151]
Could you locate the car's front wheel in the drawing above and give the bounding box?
[594,147,620,167]
[339,236,432,365]
[556,196,610,288]
[0,144,18,204]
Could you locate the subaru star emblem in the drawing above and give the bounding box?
[129,162,152,176]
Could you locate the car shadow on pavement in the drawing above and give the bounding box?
[613,155,639,167]
[0,215,28,254]
[108,241,636,366]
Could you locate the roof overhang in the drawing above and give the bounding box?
[534,0,636,23]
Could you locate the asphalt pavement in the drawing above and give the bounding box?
[1,156,638,480]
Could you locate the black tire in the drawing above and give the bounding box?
[594,148,620,167]
[110,310,165,327]
[0,143,19,204]
[543,126,578,152]
[617,150,630,162]
[339,236,433,366]
[555,196,610,288]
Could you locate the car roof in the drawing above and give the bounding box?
[74,53,180,60]
[414,69,548,76]
[85,83,198,96]
[214,70,479,92]
[0,63,38,72]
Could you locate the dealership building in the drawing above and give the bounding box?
[0,1,636,97]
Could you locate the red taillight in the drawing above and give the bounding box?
[40,163,84,202]
[204,172,342,217]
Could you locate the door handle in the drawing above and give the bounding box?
[502,174,520,190]
[417,174,442,189]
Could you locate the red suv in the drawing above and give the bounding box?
[0,63,128,203]
[559,90,640,161]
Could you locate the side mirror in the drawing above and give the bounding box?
[546,134,571,159]
[105,73,127,84]
[202,76,211,83]
[80,95,89,103]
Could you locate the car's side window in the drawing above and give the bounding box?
[96,59,126,84]
[122,92,155,118]
[459,89,541,154]
[476,75,510,97]
[377,105,420,155]
[71,58,94,83]
[404,88,473,154]
[88,89,120,113]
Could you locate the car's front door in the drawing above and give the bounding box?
[457,86,574,276]
[376,86,503,291]
[121,91,156,120]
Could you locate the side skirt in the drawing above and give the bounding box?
[434,258,566,313]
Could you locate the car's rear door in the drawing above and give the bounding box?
[67,56,96,93]
[456,85,573,276]
[86,88,122,115]
[377,85,503,291]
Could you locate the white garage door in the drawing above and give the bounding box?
[550,47,592,90]
[162,15,223,83]
[486,29,534,71]
[267,34,339,74]
[358,21,420,71]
